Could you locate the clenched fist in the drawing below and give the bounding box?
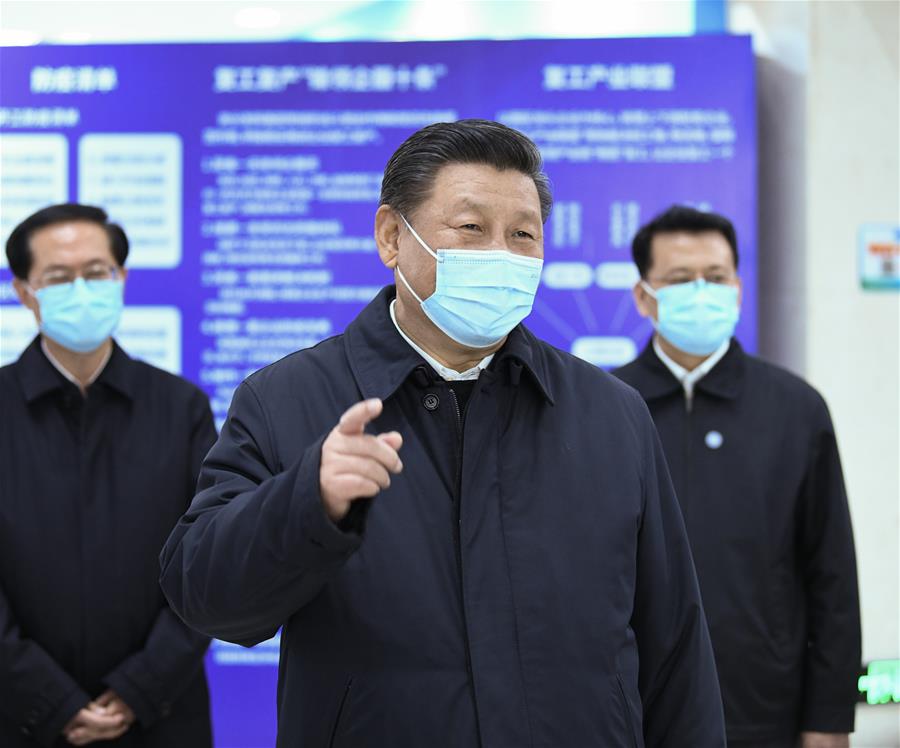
[320,398,403,522]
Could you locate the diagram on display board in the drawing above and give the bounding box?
[0,35,756,747]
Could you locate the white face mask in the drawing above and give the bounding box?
[642,279,739,355]
[29,278,124,353]
[396,215,544,349]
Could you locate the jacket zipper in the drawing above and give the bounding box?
[683,393,692,517]
[77,396,89,683]
[448,387,482,744]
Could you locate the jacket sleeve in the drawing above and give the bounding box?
[102,389,217,728]
[798,403,861,733]
[0,580,90,746]
[630,403,726,747]
[159,379,362,647]
[101,608,210,729]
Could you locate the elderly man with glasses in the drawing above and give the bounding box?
[0,204,215,748]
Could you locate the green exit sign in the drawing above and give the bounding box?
[858,660,900,705]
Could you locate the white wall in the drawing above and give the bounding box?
[731,1,900,745]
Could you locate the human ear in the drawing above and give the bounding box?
[374,205,401,270]
[12,278,40,323]
[632,281,656,320]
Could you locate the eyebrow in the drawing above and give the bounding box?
[448,197,541,223]
[665,264,731,273]
[42,260,111,273]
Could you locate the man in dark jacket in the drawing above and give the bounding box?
[614,206,861,748]
[1,204,215,748]
[160,120,726,748]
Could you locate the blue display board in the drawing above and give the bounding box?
[0,36,755,747]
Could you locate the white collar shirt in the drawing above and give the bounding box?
[653,336,730,406]
[389,300,493,382]
[41,338,112,390]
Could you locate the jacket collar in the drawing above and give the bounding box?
[96,340,138,399]
[494,322,555,404]
[629,336,745,402]
[695,339,745,400]
[15,336,137,403]
[344,286,554,404]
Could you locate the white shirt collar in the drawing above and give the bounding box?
[41,338,112,389]
[653,336,730,402]
[389,300,494,381]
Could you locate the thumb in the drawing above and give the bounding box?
[95,690,115,707]
[377,431,403,451]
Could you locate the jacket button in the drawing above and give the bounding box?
[705,430,724,449]
[422,394,439,411]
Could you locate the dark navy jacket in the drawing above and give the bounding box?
[615,341,861,742]
[161,287,726,748]
[0,340,214,748]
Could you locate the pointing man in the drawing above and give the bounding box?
[161,120,726,747]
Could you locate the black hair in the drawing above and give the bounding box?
[380,118,553,223]
[631,205,739,278]
[5,203,129,280]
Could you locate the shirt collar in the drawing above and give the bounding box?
[14,336,137,403]
[627,336,745,402]
[389,300,493,381]
[344,286,554,404]
[653,336,730,400]
[41,338,112,388]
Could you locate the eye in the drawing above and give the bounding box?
[43,273,72,287]
[514,230,536,240]
[459,223,482,232]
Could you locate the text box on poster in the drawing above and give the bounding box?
[0,133,69,257]
[78,133,183,268]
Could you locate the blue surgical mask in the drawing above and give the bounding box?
[396,216,543,349]
[32,278,124,353]
[642,278,739,356]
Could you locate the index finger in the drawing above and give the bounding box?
[337,398,382,436]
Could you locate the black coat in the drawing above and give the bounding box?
[614,341,861,742]
[161,286,726,748]
[0,340,215,748]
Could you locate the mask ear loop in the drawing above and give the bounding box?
[395,266,424,305]
[399,214,439,260]
[395,214,438,305]
[639,281,664,334]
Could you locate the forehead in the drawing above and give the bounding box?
[423,162,542,220]
[649,230,734,271]
[28,220,114,266]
